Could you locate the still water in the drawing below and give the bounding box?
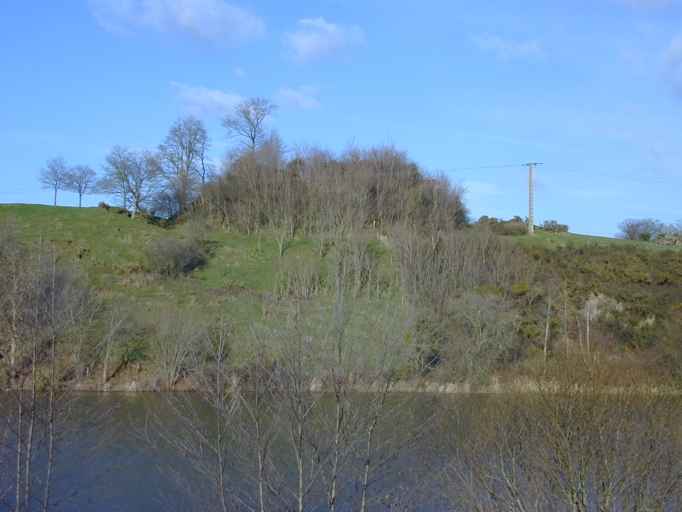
[2,391,680,511]
[7,392,446,511]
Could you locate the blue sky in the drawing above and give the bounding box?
[2,0,682,237]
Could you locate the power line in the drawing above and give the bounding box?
[541,164,682,185]
[0,188,43,193]
[1,162,679,191]
[435,164,524,172]
[436,162,682,186]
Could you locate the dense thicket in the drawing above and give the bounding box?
[199,142,468,238]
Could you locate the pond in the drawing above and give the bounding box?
[0,390,680,511]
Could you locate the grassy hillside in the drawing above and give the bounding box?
[0,204,318,307]
[509,229,681,251]
[3,203,682,387]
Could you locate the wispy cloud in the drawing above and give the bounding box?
[88,0,265,46]
[276,86,321,110]
[285,18,363,63]
[472,34,546,61]
[664,34,682,95]
[172,82,242,117]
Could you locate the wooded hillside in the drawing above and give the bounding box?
[3,142,682,389]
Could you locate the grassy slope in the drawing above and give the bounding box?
[6,204,681,376]
[0,204,299,305]
[0,205,406,362]
[3,204,672,312]
[508,229,681,251]
[4,203,666,259]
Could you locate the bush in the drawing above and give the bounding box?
[478,216,528,236]
[146,238,204,277]
[496,221,528,236]
[541,219,568,233]
[616,218,665,241]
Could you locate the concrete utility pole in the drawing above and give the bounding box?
[526,162,541,236]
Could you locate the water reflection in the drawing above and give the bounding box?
[0,391,680,511]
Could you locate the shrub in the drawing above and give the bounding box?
[541,219,568,233]
[616,218,665,241]
[478,216,529,236]
[146,238,204,277]
[495,221,528,236]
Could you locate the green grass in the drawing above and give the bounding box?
[506,229,681,251]
[5,204,682,380]
[0,204,394,315]
[4,206,677,307]
[4,205,674,313]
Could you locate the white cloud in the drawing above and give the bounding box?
[472,34,546,61]
[88,0,265,46]
[276,86,321,110]
[285,18,364,63]
[172,82,242,117]
[664,34,682,94]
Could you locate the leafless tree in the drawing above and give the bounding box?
[437,356,682,511]
[64,164,97,207]
[157,116,211,213]
[37,156,68,206]
[97,146,161,218]
[616,217,666,241]
[0,221,113,510]
[149,314,244,511]
[148,310,201,389]
[444,291,517,382]
[148,251,428,511]
[222,98,277,154]
[96,307,129,386]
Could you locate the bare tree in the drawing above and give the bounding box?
[97,146,161,218]
[222,98,277,154]
[96,145,131,209]
[616,217,666,241]
[147,254,428,511]
[157,116,211,213]
[444,291,517,383]
[148,310,201,389]
[0,221,113,510]
[38,156,68,206]
[64,164,97,207]
[438,356,682,511]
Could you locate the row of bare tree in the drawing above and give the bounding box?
[436,356,682,511]
[149,276,436,511]
[149,304,682,511]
